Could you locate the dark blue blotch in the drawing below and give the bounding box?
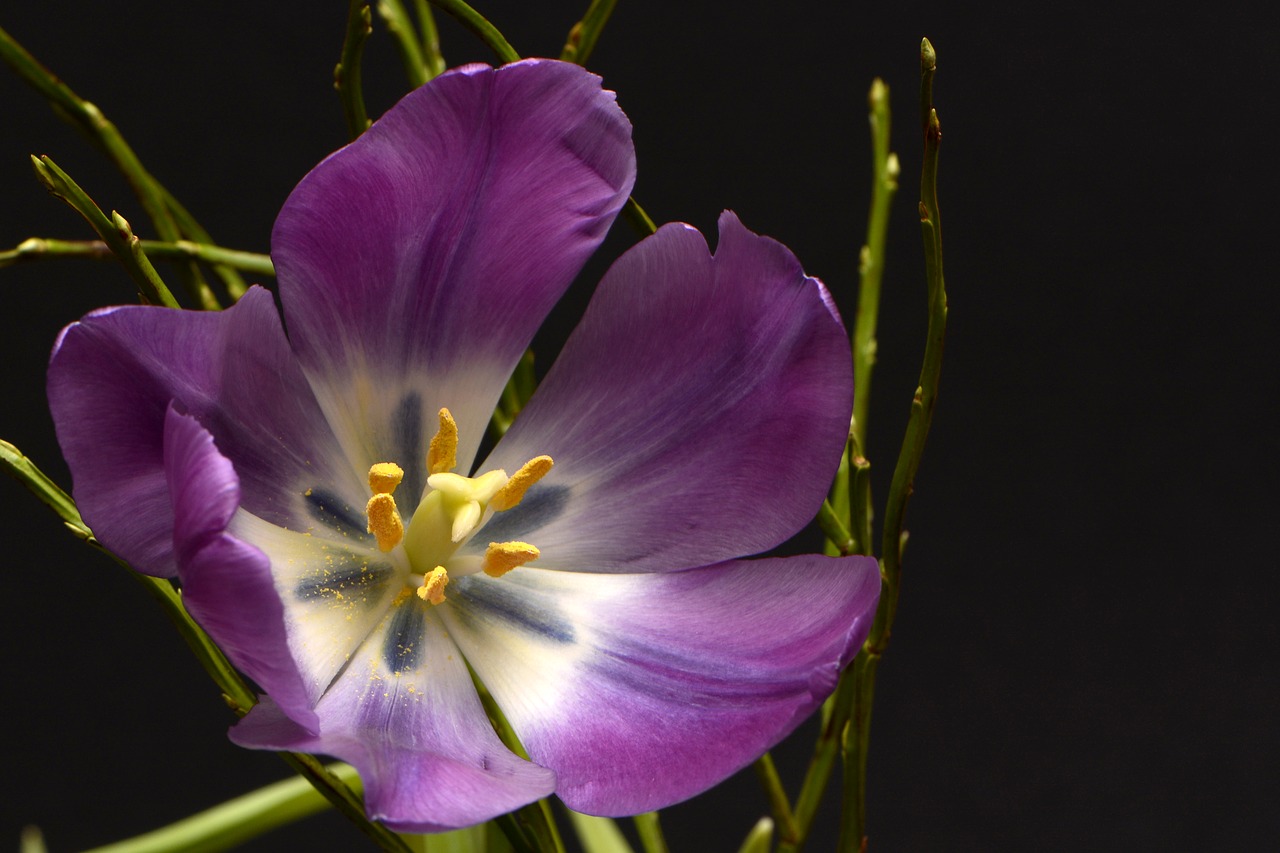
[392,393,424,515]
[294,557,393,601]
[477,483,570,542]
[382,602,427,672]
[304,488,368,539]
[455,577,574,644]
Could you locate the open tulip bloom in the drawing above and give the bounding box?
[46,59,880,831]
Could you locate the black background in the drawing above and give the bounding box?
[1,1,1275,850]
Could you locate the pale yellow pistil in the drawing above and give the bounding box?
[366,461,405,552]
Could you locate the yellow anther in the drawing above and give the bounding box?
[482,541,540,577]
[368,462,404,495]
[416,566,449,604]
[490,456,554,511]
[366,493,404,552]
[427,408,458,475]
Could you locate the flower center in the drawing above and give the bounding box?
[364,407,550,604]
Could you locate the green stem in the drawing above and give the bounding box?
[850,448,874,561]
[737,818,775,853]
[133,575,256,712]
[0,439,84,531]
[566,812,633,853]
[825,438,852,558]
[1,237,274,276]
[278,753,412,853]
[378,0,429,88]
[789,65,910,853]
[560,0,619,65]
[0,25,219,308]
[622,196,657,236]
[752,753,798,843]
[82,764,361,853]
[467,665,565,853]
[29,156,179,308]
[413,0,447,77]
[780,667,857,853]
[840,38,948,852]
[632,813,668,853]
[852,79,900,454]
[337,0,373,140]
[429,0,519,63]
[817,499,856,557]
[490,349,536,439]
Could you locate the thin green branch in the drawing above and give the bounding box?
[825,438,852,559]
[752,753,798,843]
[30,155,179,308]
[622,197,657,236]
[19,826,46,853]
[566,812,633,853]
[467,665,565,853]
[0,439,84,532]
[878,37,946,654]
[490,350,536,439]
[840,37,948,853]
[429,0,519,63]
[378,0,429,88]
[779,665,857,853]
[850,449,873,559]
[337,0,374,140]
[0,25,219,308]
[632,812,668,853]
[413,0,447,78]
[737,818,774,853]
[1,237,274,277]
[852,79,900,453]
[796,74,902,849]
[560,0,619,65]
[82,763,361,853]
[817,498,856,556]
[278,754,412,853]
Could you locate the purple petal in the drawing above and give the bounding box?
[272,59,636,473]
[475,213,853,572]
[163,405,318,732]
[47,286,352,577]
[231,604,555,832]
[438,555,880,815]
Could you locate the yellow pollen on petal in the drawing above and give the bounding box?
[368,462,404,495]
[427,408,459,474]
[416,566,449,604]
[482,541,540,577]
[490,456,554,511]
[366,493,404,552]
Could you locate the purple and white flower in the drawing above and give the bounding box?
[48,59,879,832]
